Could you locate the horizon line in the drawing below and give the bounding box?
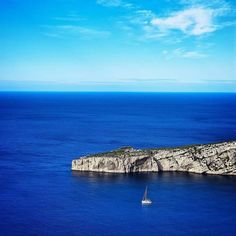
[0,90,235,94]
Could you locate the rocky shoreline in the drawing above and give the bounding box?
[72,141,236,175]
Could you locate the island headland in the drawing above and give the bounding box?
[72,141,236,175]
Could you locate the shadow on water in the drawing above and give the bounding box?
[71,170,236,186]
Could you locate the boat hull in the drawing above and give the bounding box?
[141,199,152,205]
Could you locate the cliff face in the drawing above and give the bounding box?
[72,141,236,175]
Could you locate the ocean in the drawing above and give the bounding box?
[0,92,236,235]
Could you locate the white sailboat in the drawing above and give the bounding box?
[141,186,152,205]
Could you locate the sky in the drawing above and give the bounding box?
[1,0,236,92]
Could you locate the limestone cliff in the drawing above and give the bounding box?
[72,141,236,175]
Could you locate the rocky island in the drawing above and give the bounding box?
[72,141,236,175]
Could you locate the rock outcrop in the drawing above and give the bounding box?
[72,141,236,175]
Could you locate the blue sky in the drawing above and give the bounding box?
[1,0,236,92]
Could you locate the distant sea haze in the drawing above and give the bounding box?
[0,92,235,235]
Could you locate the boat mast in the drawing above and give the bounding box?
[143,186,148,200]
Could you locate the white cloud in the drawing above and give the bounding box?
[130,10,155,28]
[151,7,217,36]
[42,25,110,39]
[167,48,207,59]
[180,0,230,11]
[122,10,165,40]
[120,0,234,41]
[181,50,206,58]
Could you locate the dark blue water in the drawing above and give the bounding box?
[0,92,236,236]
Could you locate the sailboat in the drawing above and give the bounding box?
[141,186,152,205]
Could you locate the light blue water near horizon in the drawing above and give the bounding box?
[0,92,236,235]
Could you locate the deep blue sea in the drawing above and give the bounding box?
[0,92,236,236]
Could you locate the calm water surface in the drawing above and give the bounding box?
[0,92,236,235]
